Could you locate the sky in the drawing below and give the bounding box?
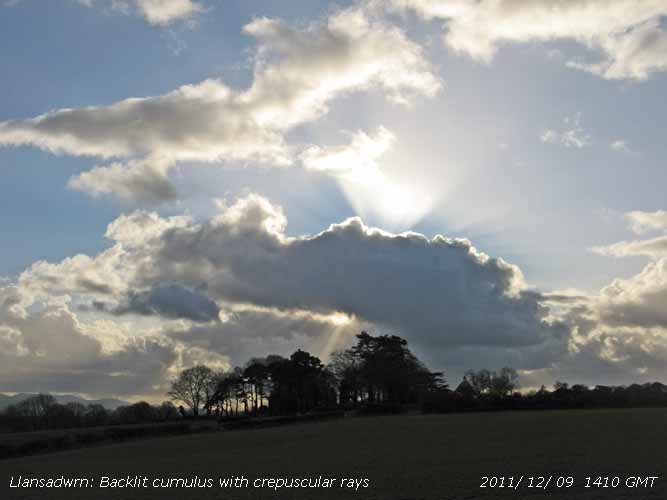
[1,0,667,401]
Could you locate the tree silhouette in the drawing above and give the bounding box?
[244,359,270,413]
[329,332,445,408]
[168,365,215,417]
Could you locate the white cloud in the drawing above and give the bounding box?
[68,156,178,205]
[591,236,667,259]
[591,210,667,258]
[540,113,591,148]
[597,259,667,328]
[301,126,396,176]
[626,210,667,234]
[540,129,559,145]
[6,0,204,26]
[557,211,667,385]
[99,0,203,26]
[383,0,667,80]
[519,255,667,387]
[0,6,440,203]
[611,139,633,153]
[123,0,203,26]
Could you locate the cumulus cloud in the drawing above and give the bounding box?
[515,268,667,388]
[589,211,667,328]
[121,195,572,376]
[0,6,440,203]
[136,195,561,352]
[548,209,667,386]
[546,269,667,386]
[596,259,667,329]
[13,193,667,394]
[0,286,178,397]
[626,210,667,234]
[540,113,591,148]
[2,193,572,394]
[382,0,667,80]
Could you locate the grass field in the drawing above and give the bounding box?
[1,408,666,500]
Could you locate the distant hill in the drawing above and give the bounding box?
[0,393,129,411]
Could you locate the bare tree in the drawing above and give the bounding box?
[168,365,214,417]
[491,367,519,397]
[464,369,492,397]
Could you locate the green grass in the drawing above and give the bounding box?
[1,408,666,499]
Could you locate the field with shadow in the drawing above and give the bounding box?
[1,408,666,500]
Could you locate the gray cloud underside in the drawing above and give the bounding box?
[92,284,221,322]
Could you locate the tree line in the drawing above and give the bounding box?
[423,371,667,413]
[0,394,182,433]
[169,332,445,418]
[4,331,667,434]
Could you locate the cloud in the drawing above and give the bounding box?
[583,213,667,369]
[166,306,364,367]
[0,6,440,203]
[15,210,192,304]
[589,210,667,330]
[546,212,667,386]
[90,0,203,26]
[0,287,178,397]
[626,210,667,234]
[591,210,667,258]
[13,194,667,394]
[68,156,178,205]
[382,0,667,80]
[540,113,591,148]
[0,78,288,163]
[516,258,667,387]
[540,130,558,144]
[6,0,204,26]
[610,139,633,154]
[591,236,667,259]
[3,193,570,393]
[121,0,203,26]
[301,126,396,176]
[596,259,667,329]
[111,195,568,364]
[104,284,221,322]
